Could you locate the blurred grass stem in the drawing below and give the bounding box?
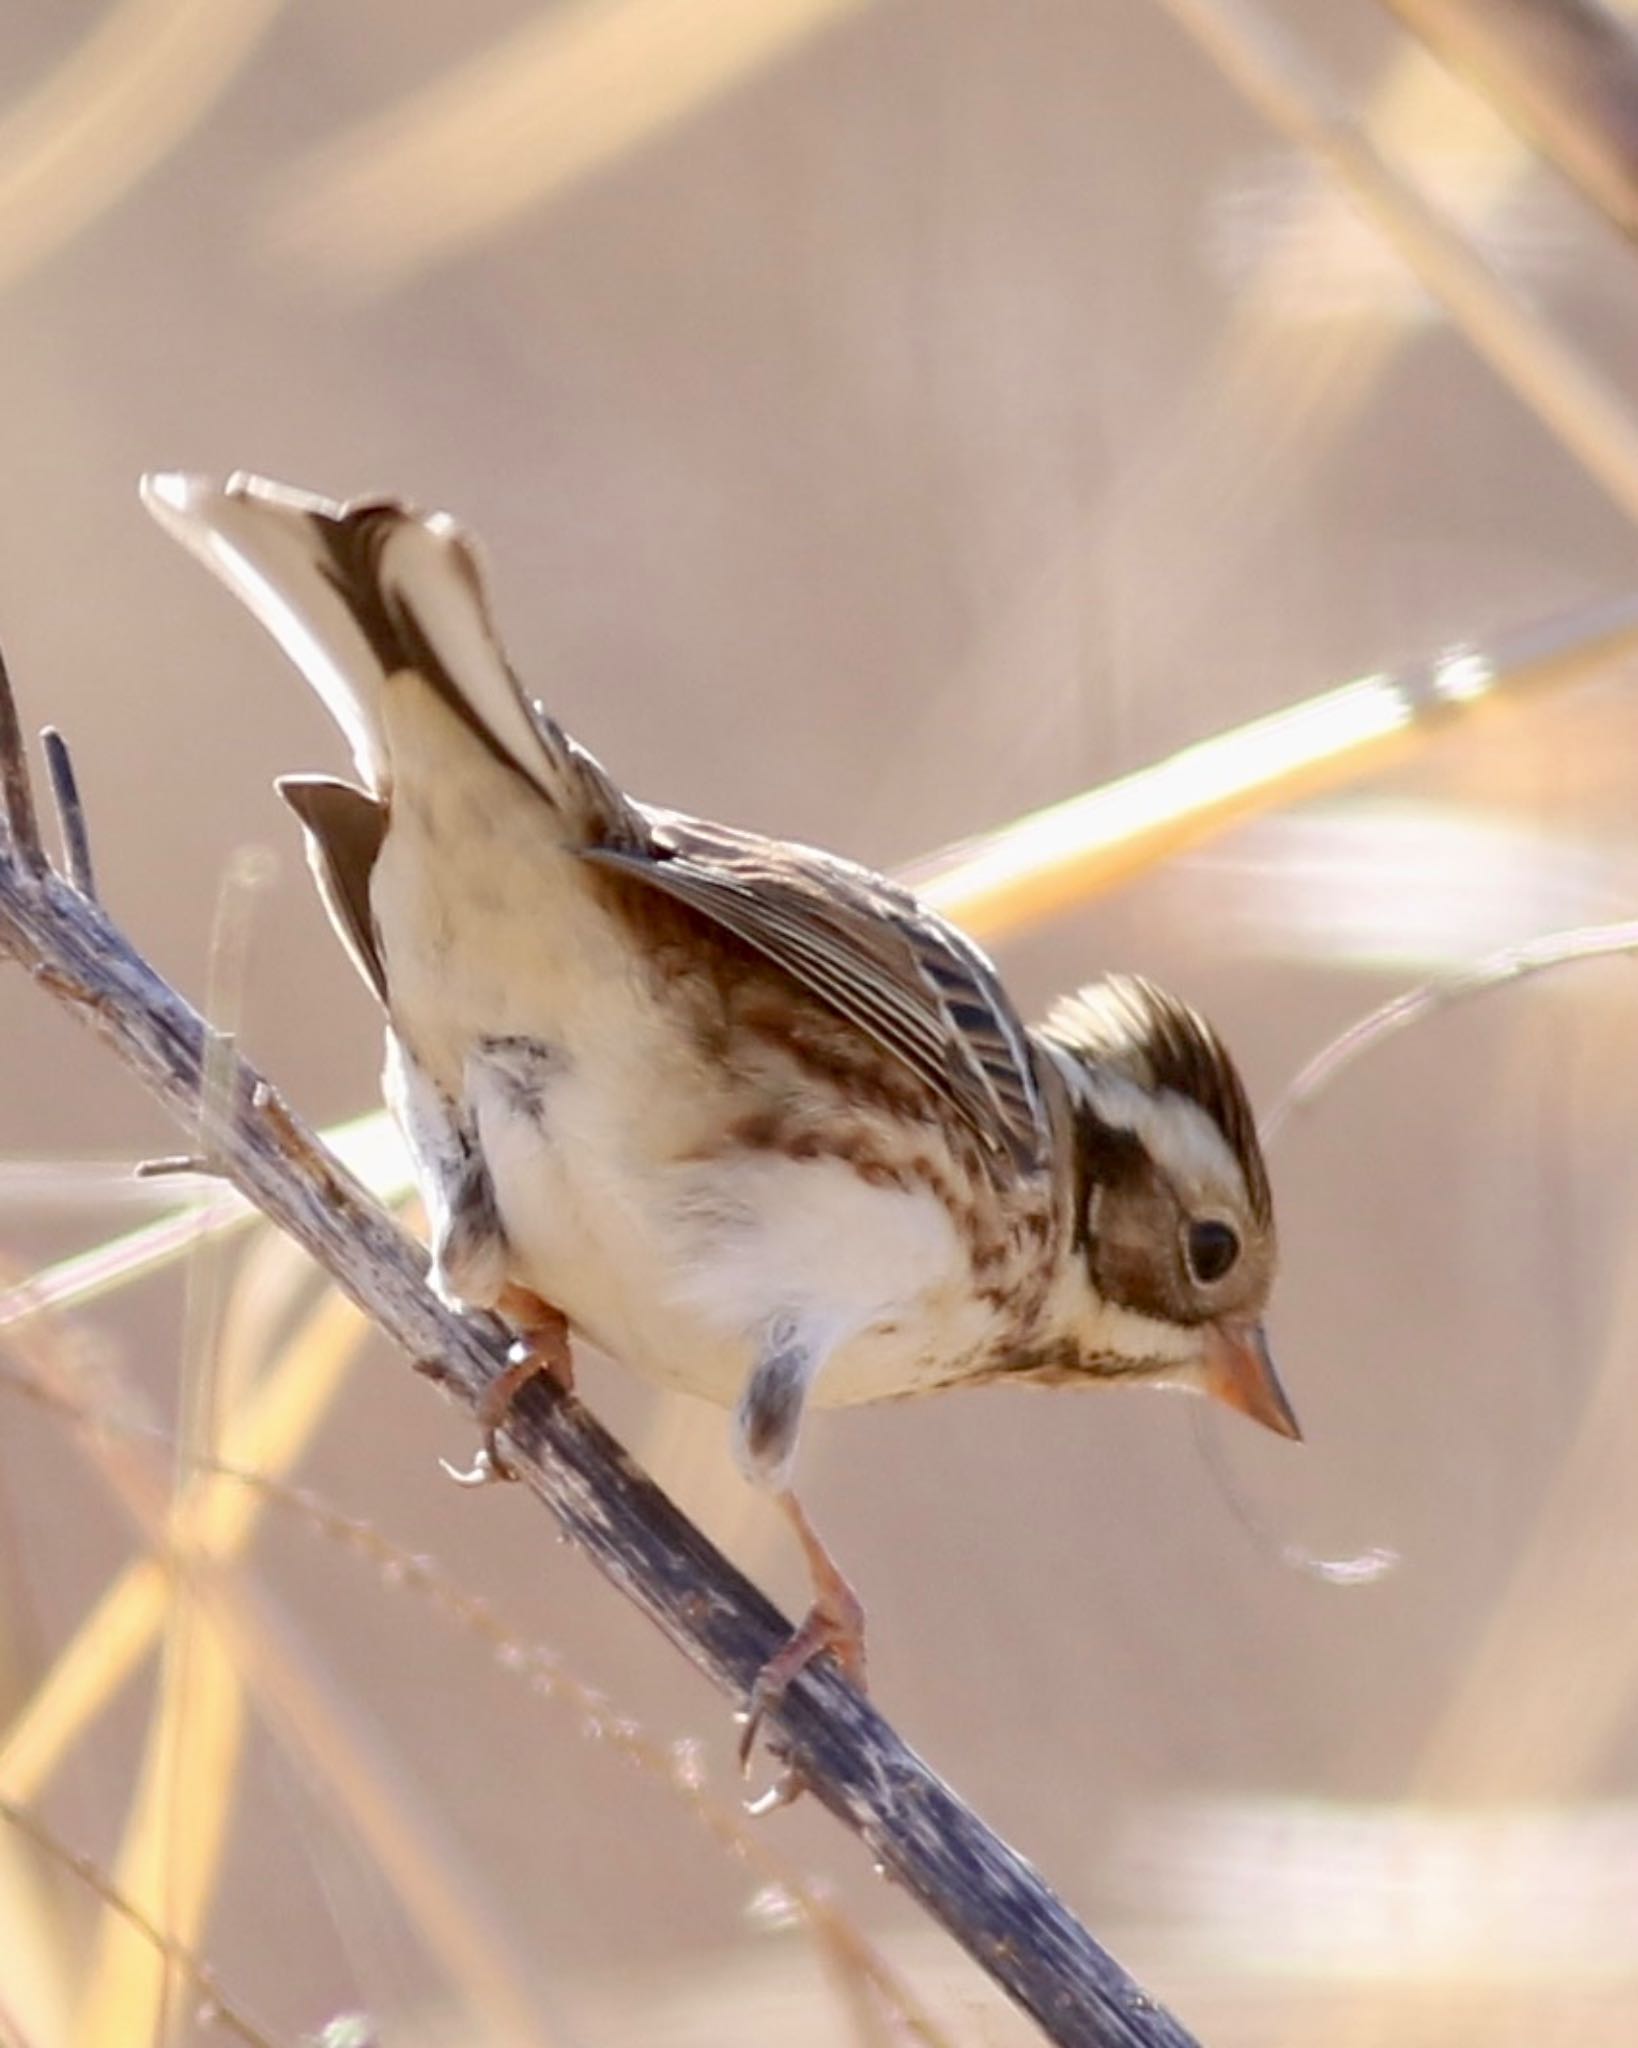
[1155,0,1638,527]
[1381,0,1638,246]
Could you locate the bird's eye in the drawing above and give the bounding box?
[1186,1218,1240,1285]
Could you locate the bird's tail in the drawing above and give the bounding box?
[142,473,618,830]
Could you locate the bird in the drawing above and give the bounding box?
[142,470,1298,1777]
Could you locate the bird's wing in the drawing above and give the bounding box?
[277,774,389,1005]
[585,812,1048,1174]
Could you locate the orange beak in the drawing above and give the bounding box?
[1202,1320,1301,1440]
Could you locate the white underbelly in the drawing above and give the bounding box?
[471,1062,999,1411]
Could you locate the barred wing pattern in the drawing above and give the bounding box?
[586,811,1049,1176]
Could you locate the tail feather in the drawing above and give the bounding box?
[141,472,574,810]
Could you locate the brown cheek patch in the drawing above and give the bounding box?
[1089,1177,1200,1326]
[1093,1235,1183,1323]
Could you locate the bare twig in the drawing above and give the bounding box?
[0,647,43,879]
[40,726,95,901]
[134,1154,217,1180]
[0,682,1199,2046]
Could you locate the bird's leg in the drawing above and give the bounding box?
[730,1315,867,1802]
[445,1283,574,1486]
[737,1490,868,1805]
[394,1044,573,1487]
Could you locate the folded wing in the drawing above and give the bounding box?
[589,813,1049,1175]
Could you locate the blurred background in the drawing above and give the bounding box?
[3,1,1638,2042]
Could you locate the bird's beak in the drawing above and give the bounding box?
[1202,1320,1302,1440]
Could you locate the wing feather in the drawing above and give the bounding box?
[277,774,389,1005]
[586,814,1047,1173]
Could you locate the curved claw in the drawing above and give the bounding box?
[745,1765,808,1818]
[735,1490,869,1809]
[439,1447,508,1488]
[447,1298,575,1489]
[736,1579,868,1807]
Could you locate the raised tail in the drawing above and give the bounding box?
[141,472,628,838]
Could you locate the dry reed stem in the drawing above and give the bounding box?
[1381,0,1638,244]
[75,1611,250,2048]
[0,1352,955,2048]
[246,1466,955,2048]
[903,591,1638,942]
[266,0,869,289]
[0,1278,367,1804]
[1257,942,1638,2033]
[0,1158,216,1212]
[1414,1194,1638,1799]
[0,1793,279,2048]
[80,854,270,2048]
[901,37,1545,788]
[1154,0,1638,528]
[0,0,287,292]
[0,1292,557,2047]
[0,1732,70,2047]
[0,1108,412,1332]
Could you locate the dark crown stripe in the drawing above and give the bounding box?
[1136,983,1271,1226]
[1042,974,1273,1227]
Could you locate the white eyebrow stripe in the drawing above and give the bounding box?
[1075,1068,1249,1206]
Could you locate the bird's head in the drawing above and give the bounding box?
[1036,975,1297,1438]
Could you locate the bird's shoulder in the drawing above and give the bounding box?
[580,805,1051,1178]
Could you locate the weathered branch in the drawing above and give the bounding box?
[0,655,1202,2048]
[40,724,97,900]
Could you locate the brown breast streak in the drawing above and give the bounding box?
[946,1340,1163,1393]
[591,859,1060,1326]
[722,1020,1056,1324]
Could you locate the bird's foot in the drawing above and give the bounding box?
[737,1572,867,1813]
[442,1289,573,1487]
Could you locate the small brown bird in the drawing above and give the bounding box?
[144,472,1297,1763]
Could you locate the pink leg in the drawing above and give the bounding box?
[738,1492,867,1806]
[447,1285,573,1486]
